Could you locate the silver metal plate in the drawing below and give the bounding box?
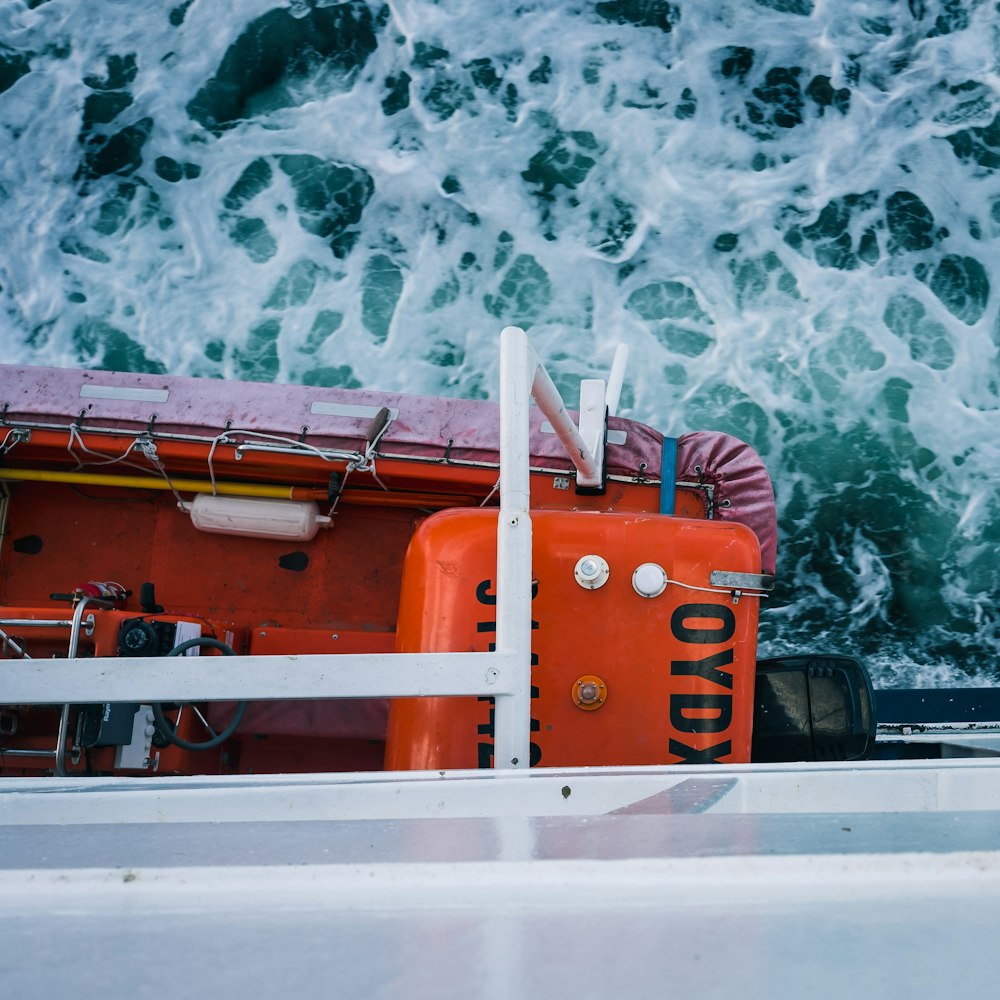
[710,570,776,591]
[80,385,169,403]
[309,402,399,420]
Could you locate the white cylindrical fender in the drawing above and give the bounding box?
[184,494,331,541]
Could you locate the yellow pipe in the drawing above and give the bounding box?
[0,468,474,509]
[0,467,305,499]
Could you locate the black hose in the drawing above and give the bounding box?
[150,637,247,751]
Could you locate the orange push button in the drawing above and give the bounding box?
[573,674,608,711]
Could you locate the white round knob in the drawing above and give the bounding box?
[574,554,610,590]
[632,562,668,598]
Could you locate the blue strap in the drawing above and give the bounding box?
[659,437,677,515]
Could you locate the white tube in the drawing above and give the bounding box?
[494,327,535,769]
[528,357,600,482]
[605,343,630,417]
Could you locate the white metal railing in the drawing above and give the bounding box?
[0,327,620,770]
[525,342,627,490]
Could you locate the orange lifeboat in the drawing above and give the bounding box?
[387,508,762,769]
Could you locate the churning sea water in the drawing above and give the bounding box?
[1,0,998,686]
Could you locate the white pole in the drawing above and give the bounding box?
[605,344,630,417]
[528,357,600,484]
[494,327,534,768]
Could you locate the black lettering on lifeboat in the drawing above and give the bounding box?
[669,603,736,764]
[671,648,734,689]
[475,578,541,767]
[668,739,732,764]
[671,604,735,643]
[670,693,732,733]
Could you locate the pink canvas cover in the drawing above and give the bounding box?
[0,363,660,478]
[676,432,777,575]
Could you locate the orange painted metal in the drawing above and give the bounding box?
[248,627,394,656]
[386,508,761,769]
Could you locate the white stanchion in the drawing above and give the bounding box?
[494,326,535,768]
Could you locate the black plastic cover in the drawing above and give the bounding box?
[78,702,140,748]
[752,654,877,762]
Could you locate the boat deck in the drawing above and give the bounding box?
[4,757,1000,999]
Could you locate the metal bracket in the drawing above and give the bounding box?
[575,381,606,494]
[0,427,30,457]
[710,571,776,591]
[710,570,775,603]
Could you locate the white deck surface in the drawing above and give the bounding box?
[3,758,1000,999]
